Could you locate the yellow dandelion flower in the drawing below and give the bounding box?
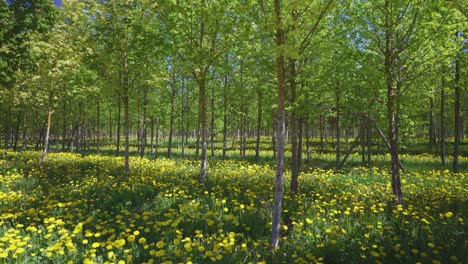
[157,240,165,248]
[114,239,126,248]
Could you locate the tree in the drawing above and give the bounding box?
[0,0,57,156]
[348,0,463,203]
[167,0,239,183]
[94,0,161,174]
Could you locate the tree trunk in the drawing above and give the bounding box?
[297,117,303,170]
[371,117,406,173]
[167,71,176,159]
[109,105,113,141]
[272,121,276,159]
[181,79,186,158]
[13,113,21,151]
[335,89,341,169]
[429,94,435,149]
[77,101,83,152]
[140,90,148,158]
[338,133,361,169]
[22,111,27,150]
[255,90,263,163]
[96,98,101,153]
[62,102,67,151]
[453,50,461,173]
[385,0,403,203]
[306,120,311,161]
[155,117,160,157]
[210,84,215,157]
[319,112,324,151]
[123,53,130,175]
[198,74,208,184]
[271,0,286,249]
[184,87,190,158]
[360,120,366,165]
[195,111,201,159]
[150,115,154,156]
[41,109,52,163]
[289,58,299,195]
[367,118,372,167]
[4,108,11,156]
[116,95,121,155]
[242,111,248,158]
[440,78,446,168]
[222,75,228,160]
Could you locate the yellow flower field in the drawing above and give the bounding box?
[0,151,466,263]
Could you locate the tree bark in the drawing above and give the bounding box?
[271,0,286,249]
[62,102,67,151]
[22,111,27,150]
[272,121,276,159]
[440,78,446,168]
[196,109,201,159]
[385,0,403,203]
[167,70,176,159]
[306,120,311,161]
[155,117,160,157]
[367,118,372,167]
[181,79,186,158]
[360,119,366,165]
[140,90,148,158]
[453,50,461,173]
[338,133,360,169]
[242,110,248,158]
[13,113,21,151]
[150,115,154,156]
[123,52,130,175]
[289,58,299,195]
[116,94,121,155]
[255,90,263,163]
[41,109,52,163]
[372,118,406,173]
[429,94,435,149]
[222,75,228,160]
[96,98,101,153]
[77,101,83,152]
[4,108,11,156]
[109,105,113,141]
[198,74,208,184]
[335,88,341,169]
[210,83,215,157]
[319,112,324,151]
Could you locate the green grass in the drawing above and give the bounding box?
[0,141,467,263]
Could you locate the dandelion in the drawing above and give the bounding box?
[156,240,165,248]
[114,239,126,248]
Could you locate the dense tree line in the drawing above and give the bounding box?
[0,0,466,248]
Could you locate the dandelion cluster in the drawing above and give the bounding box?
[0,151,466,263]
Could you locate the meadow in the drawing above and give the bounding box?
[0,140,467,264]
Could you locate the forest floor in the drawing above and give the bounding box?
[0,141,467,263]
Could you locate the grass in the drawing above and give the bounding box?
[0,140,467,263]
